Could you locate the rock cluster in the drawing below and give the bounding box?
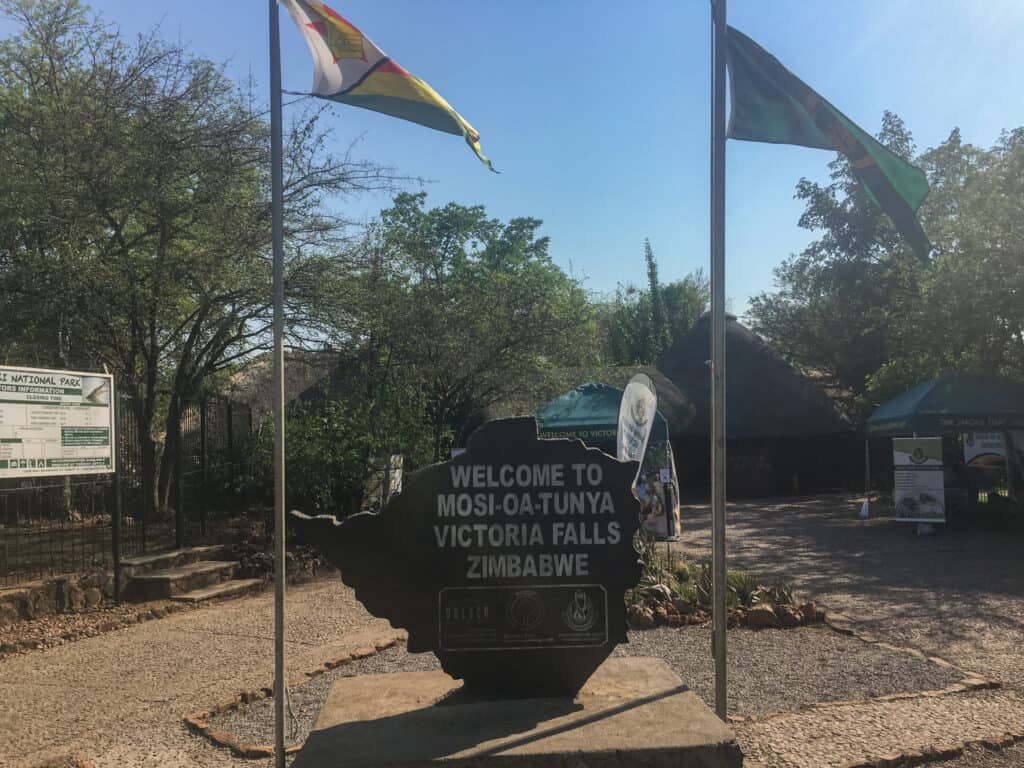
[0,571,115,627]
[229,542,326,584]
[0,598,194,657]
[627,584,824,631]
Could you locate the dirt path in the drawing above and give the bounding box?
[0,579,387,768]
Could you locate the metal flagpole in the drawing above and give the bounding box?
[269,1,288,765]
[710,0,728,721]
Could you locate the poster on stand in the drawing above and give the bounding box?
[0,365,115,479]
[893,437,945,523]
[616,374,657,484]
[963,432,1006,467]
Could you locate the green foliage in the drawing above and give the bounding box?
[695,559,713,607]
[244,360,435,516]
[753,581,796,607]
[364,192,598,461]
[675,580,698,605]
[0,0,400,514]
[596,261,708,367]
[726,571,761,608]
[688,559,763,608]
[673,561,692,584]
[644,239,672,360]
[634,529,661,587]
[749,113,1024,418]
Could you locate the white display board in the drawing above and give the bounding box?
[963,432,1006,467]
[893,437,945,523]
[0,365,115,478]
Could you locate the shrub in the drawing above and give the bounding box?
[753,581,796,606]
[695,560,713,607]
[726,571,760,608]
[673,561,692,584]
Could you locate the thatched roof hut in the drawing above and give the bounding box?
[655,314,857,497]
[228,350,339,419]
[656,313,851,439]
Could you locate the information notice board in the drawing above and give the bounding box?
[0,365,115,478]
[893,437,945,523]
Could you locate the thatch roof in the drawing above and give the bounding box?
[227,350,340,418]
[656,314,852,438]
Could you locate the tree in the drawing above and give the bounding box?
[363,192,597,461]
[596,242,708,367]
[0,0,401,515]
[748,112,1024,414]
[644,239,672,360]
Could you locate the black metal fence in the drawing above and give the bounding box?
[176,398,255,547]
[0,395,252,588]
[0,476,115,588]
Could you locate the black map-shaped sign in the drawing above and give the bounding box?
[290,417,642,697]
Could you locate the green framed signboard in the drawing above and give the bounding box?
[0,365,115,478]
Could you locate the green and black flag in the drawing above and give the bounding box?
[726,26,931,259]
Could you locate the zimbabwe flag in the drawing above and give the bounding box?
[726,26,930,259]
[280,0,495,171]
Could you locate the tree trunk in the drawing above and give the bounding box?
[158,397,183,517]
[132,397,159,521]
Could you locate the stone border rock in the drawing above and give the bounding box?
[1,599,206,658]
[728,677,1000,726]
[182,630,406,759]
[838,730,1024,768]
[627,598,825,630]
[823,611,996,684]
[0,571,115,628]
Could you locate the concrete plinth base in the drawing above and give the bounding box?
[292,657,742,768]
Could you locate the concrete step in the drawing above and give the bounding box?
[169,578,264,603]
[128,560,238,600]
[121,545,228,578]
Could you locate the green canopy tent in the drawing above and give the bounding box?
[865,373,1024,438]
[536,382,670,453]
[537,383,679,538]
[864,373,1024,515]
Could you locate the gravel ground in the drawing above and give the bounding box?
[614,625,964,716]
[211,623,964,749]
[217,644,442,747]
[943,742,1024,767]
[675,494,1024,767]
[675,495,1024,686]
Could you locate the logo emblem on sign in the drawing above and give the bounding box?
[630,396,648,427]
[505,590,544,631]
[562,589,597,632]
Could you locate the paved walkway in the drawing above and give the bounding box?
[0,580,388,768]
[676,494,1024,766]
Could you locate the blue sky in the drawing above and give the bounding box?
[4,1,1023,314]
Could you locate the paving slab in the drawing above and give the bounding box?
[294,657,742,768]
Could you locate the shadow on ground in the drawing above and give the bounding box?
[675,494,1024,683]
